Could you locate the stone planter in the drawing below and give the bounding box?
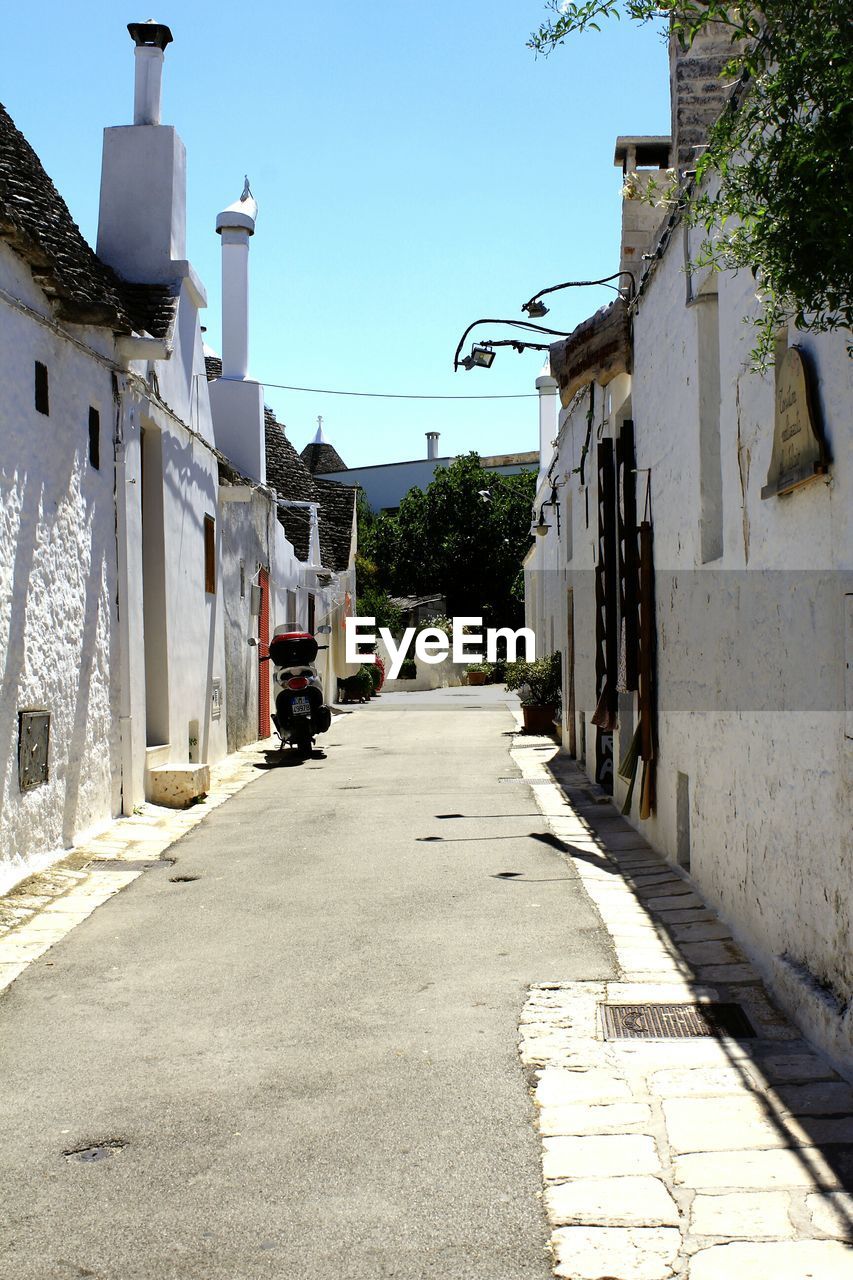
[522,704,556,734]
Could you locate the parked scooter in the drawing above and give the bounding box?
[269,627,332,758]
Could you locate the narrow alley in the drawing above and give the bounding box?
[0,690,615,1279]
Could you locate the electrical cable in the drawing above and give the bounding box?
[257,380,537,400]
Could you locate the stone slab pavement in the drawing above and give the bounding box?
[510,720,853,1280]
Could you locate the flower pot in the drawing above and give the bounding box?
[522,704,556,734]
[466,671,487,686]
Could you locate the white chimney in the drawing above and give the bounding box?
[208,179,266,485]
[216,179,257,380]
[130,21,171,124]
[426,431,440,461]
[97,21,187,283]
[536,360,559,490]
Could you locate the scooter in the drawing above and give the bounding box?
[269,627,332,758]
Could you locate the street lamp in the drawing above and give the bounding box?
[458,337,552,370]
[459,345,497,371]
[453,318,572,371]
[521,271,636,319]
[533,482,563,537]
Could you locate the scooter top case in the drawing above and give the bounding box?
[269,630,319,669]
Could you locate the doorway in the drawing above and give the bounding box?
[140,425,170,746]
[565,588,576,757]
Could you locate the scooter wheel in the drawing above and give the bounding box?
[297,736,312,759]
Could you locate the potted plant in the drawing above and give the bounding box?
[397,657,417,680]
[504,652,562,734]
[465,662,489,686]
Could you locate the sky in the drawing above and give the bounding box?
[0,3,670,465]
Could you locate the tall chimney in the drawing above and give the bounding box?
[129,20,172,124]
[216,179,257,380]
[426,432,440,461]
[208,180,266,485]
[97,21,187,283]
[536,361,558,490]
[669,22,736,173]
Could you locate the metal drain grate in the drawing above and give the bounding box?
[498,777,552,786]
[601,1003,755,1040]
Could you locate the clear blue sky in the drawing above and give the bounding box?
[1,3,669,465]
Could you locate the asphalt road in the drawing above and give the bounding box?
[0,687,616,1280]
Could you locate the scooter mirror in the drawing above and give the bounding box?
[316,624,332,634]
[247,637,258,647]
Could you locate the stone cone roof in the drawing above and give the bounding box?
[301,439,347,475]
[0,101,177,336]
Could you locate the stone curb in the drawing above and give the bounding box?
[508,717,853,1280]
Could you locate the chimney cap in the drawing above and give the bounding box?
[128,20,174,50]
[216,177,258,235]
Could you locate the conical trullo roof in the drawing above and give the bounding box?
[301,419,346,474]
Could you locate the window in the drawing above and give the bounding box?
[34,362,49,416]
[204,515,216,594]
[88,407,100,469]
[307,593,316,634]
[239,561,246,599]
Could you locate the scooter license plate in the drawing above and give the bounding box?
[291,696,311,716]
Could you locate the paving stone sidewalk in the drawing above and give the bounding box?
[0,735,288,992]
[511,727,853,1280]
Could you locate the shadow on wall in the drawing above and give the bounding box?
[0,468,45,846]
[62,479,114,846]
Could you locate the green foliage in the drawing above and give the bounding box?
[529,1,853,366]
[362,454,537,626]
[397,657,417,679]
[504,651,562,709]
[354,552,404,634]
[465,661,492,675]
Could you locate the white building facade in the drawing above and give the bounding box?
[525,32,851,1071]
[0,22,356,891]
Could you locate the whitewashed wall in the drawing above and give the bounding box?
[528,222,851,1069]
[0,244,120,891]
[631,237,852,1067]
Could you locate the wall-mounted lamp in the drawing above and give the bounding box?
[459,345,497,371]
[453,319,569,371]
[459,337,552,370]
[534,482,563,537]
[521,271,636,319]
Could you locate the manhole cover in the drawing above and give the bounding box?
[498,778,551,786]
[600,1003,755,1040]
[64,1140,125,1163]
[169,875,200,883]
[90,859,156,872]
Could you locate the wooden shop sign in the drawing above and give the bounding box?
[761,346,829,499]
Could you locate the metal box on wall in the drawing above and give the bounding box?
[18,709,50,791]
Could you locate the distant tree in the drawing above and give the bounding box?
[529,1,853,365]
[362,454,537,627]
